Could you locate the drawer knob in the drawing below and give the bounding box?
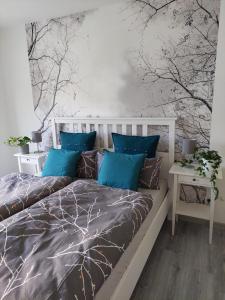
[193,178,196,181]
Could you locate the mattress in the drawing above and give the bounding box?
[138,179,168,215]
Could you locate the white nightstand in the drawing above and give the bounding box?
[14,152,47,176]
[169,163,222,244]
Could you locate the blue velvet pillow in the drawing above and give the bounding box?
[98,151,145,191]
[42,149,81,177]
[60,131,96,151]
[112,133,160,158]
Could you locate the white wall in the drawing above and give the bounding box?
[0,65,15,175]
[0,25,39,137]
[210,0,225,223]
[0,25,40,175]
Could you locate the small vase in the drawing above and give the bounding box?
[19,144,29,154]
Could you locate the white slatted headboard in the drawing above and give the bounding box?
[52,117,176,179]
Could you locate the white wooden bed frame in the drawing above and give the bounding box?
[51,117,176,299]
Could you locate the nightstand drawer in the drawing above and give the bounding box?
[178,175,211,187]
[20,157,37,164]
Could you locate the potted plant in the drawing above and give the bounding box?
[5,136,31,154]
[193,149,222,200]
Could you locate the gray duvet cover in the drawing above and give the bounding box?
[0,173,72,221]
[0,179,153,300]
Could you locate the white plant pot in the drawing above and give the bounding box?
[202,159,213,177]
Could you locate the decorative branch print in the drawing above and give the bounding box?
[134,0,177,26]
[0,180,152,299]
[0,173,72,221]
[129,0,220,203]
[26,14,86,132]
[77,151,97,179]
[132,0,220,148]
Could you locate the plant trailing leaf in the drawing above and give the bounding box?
[180,149,222,200]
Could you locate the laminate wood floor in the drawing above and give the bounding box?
[131,219,225,300]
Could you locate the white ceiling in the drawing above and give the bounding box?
[0,0,123,26]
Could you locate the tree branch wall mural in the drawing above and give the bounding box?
[26,0,220,202]
[131,0,219,149]
[26,14,86,132]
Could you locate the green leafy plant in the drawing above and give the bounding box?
[5,136,31,147]
[180,149,222,200]
[179,158,194,167]
[193,149,222,200]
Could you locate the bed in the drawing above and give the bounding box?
[0,117,176,300]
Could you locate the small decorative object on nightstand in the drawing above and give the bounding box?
[169,163,222,244]
[181,138,197,168]
[31,131,42,153]
[14,152,47,176]
[182,138,196,154]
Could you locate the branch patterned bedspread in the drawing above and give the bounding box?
[0,179,153,300]
[0,173,72,221]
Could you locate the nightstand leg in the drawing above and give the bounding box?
[172,175,178,236]
[209,188,215,244]
[18,157,22,173]
[36,162,41,176]
[176,183,181,222]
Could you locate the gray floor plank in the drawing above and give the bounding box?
[131,219,225,300]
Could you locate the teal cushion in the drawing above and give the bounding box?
[42,149,81,177]
[98,151,145,191]
[112,133,160,158]
[60,131,96,151]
